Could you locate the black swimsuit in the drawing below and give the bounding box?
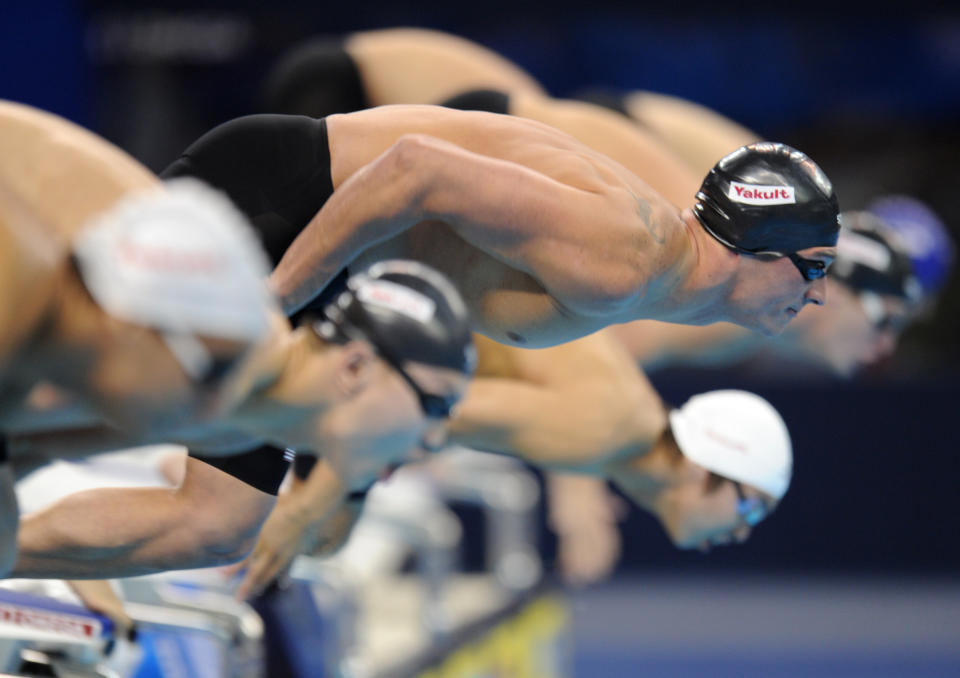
[162,114,345,493]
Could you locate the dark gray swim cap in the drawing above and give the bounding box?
[833,212,922,302]
[694,142,841,254]
[318,260,476,375]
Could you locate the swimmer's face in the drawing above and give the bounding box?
[326,354,469,481]
[790,282,912,376]
[730,246,836,336]
[660,474,777,552]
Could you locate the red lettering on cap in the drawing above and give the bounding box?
[118,240,223,275]
[705,428,747,453]
[728,182,797,206]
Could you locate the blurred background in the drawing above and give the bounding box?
[2,1,959,676]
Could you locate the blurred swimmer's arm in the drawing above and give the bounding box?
[272,132,642,316]
[547,472,624,586]
[605,320,759,370]
[13,457,274,579]
[65,580,133,634]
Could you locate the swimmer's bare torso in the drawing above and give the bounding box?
[277,105,695,348]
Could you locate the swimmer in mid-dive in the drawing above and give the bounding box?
[163,107,839,349]
[11,277,790,588]
[294,44,933,376]
[0,99,345,449]
[175,212,930,594]
[0,101,474,574]
[9,260,474,580]
[256,30,952,584]
[232,329,791,597]
[231,207,934,593]
[0,99,280,572]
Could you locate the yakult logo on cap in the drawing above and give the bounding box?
[728,182,796,206]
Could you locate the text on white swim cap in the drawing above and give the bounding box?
[72,179,276,344]
[728,181,796,206]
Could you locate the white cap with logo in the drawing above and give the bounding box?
[668,390,793,500]
[73,178,277,380]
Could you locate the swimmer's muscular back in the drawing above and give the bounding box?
[0,182,62,366]
[0,101,157,369]
[0,102,157,239]
[450,331,668,469]
[0,102,219,429]
[346,28,547,105]
[292,105,692,347]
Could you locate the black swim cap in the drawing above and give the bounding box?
[833,212,922,302]
[694,142,840,254]
[317,260,476,375]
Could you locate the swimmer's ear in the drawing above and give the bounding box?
[678,457,713,495]
[333,340,378,398]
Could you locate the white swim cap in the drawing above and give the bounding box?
[668,390,792,499]
[73,178,277,379]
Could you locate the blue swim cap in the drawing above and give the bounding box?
[867,196,954,299]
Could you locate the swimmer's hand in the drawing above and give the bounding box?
[228,494,365,600]
[66,580,134,637]
[555,515,621,587]
[547,474,625,587]
[228,492,315,600]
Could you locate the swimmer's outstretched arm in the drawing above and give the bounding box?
[12,458,274,579]
[607,320,760,370]
[272,133,653,317]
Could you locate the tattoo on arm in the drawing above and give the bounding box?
[633,193,665,244]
